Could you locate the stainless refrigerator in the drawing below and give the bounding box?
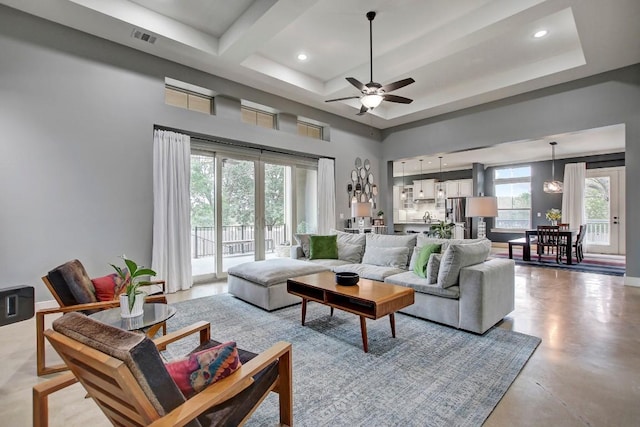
[446,197,471,239]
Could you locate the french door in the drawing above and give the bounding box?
[190,147,312,282]
[584,167,625,254]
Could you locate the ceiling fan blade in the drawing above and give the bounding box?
[356,105,369,115]
[325,96,360,103]
[346,77,366,92]
[380,78,415,93]
[383,94,413,104]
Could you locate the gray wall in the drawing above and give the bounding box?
[380,64,640,279]
[0,6,381,301]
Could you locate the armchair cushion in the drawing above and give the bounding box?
[47,259,97,306]
[166,341,242,397]
[91,273,121,301]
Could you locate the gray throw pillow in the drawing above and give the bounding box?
[294,233,312,258]
[437,240,492,288]
[338,241,364,263]
[426,253,442,284]
[362,246,410,269]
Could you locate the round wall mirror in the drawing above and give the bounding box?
[355,157,362,169]
[364,159,371,170]
[367,173,374,184]
[364,183,371,194]
[359,168,367,179]
[350,170,358,182]
[372,185,378,196]
[359,193,367,202]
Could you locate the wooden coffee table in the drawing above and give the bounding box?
[287,271,415,353]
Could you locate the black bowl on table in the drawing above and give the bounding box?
[335,272,359,286]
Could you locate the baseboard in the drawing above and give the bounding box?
[624,276,640,287]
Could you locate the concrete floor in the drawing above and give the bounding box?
[2,263,639,426]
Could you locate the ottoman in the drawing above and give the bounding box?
[227,258,330,311]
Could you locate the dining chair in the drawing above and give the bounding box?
[33,313,293,427]
[573,224,587,263]
[536,225,561,262]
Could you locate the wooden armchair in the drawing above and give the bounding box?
[33,313,292,427]
[37,259,168,376]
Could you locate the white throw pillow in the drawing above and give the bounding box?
[338,241,364,263]
[362,246,410,269]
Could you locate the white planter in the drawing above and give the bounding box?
[120,293,144,318]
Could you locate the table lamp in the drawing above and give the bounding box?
[466,196,498,239]
[352,202,372,233]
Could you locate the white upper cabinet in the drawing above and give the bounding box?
[445,179,473,197]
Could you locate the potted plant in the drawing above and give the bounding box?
[111,256,157,317]
[545,208,562,225]
[430,220,454,239]
[377,210,384,218]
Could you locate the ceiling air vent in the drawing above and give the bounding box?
[131,29,157,44]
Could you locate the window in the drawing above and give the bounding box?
[494,166,531,230]
[165,86,212,114]
[241,106,276,129]
[297,121,323,140]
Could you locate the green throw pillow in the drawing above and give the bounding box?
[309,235,338,260]
[413,243,442,278]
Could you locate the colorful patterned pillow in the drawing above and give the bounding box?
[165,341,241,397]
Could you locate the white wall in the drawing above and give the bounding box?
[0,6,382,300]
[380,65,640,280]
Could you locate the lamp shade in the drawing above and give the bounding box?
[352,202,372,218]
[466,196,498,218]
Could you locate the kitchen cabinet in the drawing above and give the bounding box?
[412,179,435,200]
[393,185,413,223]
[445,179,473,197]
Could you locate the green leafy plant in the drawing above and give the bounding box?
[111,256,156,311]
[430,220,454,239]
[377,210,384,217]
[545,208,562,222]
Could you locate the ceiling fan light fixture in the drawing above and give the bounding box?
[361,94,383,109]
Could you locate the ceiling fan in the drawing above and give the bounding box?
[325,11,415,115]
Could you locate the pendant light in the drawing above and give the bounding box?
[543,141,563,193]
[400,161,406,200]
[418,159,424,198]
[437,156,445,199]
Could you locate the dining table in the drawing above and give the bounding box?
[525,229,578,265]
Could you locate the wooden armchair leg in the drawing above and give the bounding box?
[278,346,293,427]
[36,312,67,376]
[33,372,78,427]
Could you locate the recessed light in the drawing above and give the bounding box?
[297,53,308,61]
[533,29,548,38]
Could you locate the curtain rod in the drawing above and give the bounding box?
[154,125,332,161]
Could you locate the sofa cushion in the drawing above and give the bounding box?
[413,244,442,278]
[337,242,364,263]
[309,235,338,260]
[293,234,312,258]
[334,264,405,282]
[227,259,329,287]
[437,240,492,288]
[426,253,442,284]
[331,229,366,246]
[362,246,410,269]
[366,233,417,253]
[385,271,460,299]
[307,259,352,270]
[416,235,487,252]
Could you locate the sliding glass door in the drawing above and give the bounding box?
[190,146,313,282]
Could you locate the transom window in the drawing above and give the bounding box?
[164,86,212,114]
[494,166,531,230]
[297,121,323,140]
[241,106,276,129]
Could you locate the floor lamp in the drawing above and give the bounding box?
[352,202,372,234]
[466,196,498,239]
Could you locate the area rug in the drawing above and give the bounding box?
[165,294,540,427]
[492,252,625,276]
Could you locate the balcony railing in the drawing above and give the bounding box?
[192,225,288,258]
[585,219,610,245]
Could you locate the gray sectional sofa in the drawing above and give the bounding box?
[227,230,515,334]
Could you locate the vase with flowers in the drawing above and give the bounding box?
[545,208,562,226]
[111,256,157,318]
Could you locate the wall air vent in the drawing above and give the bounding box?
[131,29,157,44]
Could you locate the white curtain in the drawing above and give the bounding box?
[561,162,586,229]
[317,158,336,234]
[152,130,192,293]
